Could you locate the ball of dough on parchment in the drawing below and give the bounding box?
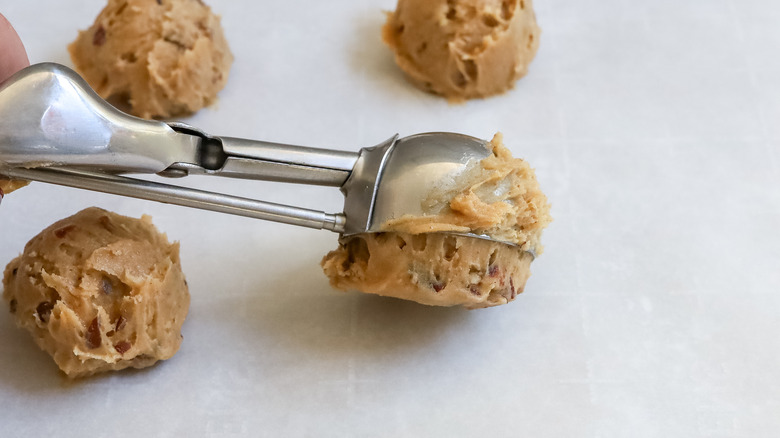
[382,0,540,100]
[68,0,233,119]
[2,207,190,378]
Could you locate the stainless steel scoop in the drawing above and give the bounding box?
[0,63,499,242]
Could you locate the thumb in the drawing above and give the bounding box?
[0,13,30,83]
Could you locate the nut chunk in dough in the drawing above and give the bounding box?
[68,0,233,119]
[382,0,541,100]
[322,134,551,309]
[2,207,190,378]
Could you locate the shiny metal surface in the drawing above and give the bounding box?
[0,63,200,173]
[356,132,491,234]
[340,135,398,236]
[219,136,358,185]
[165,122,359,186]
[0,166,346,232]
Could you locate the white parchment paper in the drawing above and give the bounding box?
[1,0,778,436]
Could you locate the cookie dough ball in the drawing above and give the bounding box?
[322,233,533,309]
[0,178,29,196]
[2,207,190,377]
[68,0,233,119]
[322,133,551,308]
[382,0,540,100]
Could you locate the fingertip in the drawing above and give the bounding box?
[0,13,30,83]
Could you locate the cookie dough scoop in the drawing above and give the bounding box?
[0,63,534,250]
[1,63,551,308]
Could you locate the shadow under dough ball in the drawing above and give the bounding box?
[383,0,541,100]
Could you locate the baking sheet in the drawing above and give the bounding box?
[1,0,779,436]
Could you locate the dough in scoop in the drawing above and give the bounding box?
[322,232,534,309]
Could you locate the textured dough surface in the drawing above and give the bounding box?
[383,133,550,254]
[2,207,190,378]
[382,0,540,100]
[68,0,233,119]
[322,134,550,308]
[0,178,29,196]
[322,232,533,309]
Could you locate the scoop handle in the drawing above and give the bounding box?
[164,122,359,187]
[0,63,362,187]
[0,63,199,173]
[0,165,347,232]
[217,136,359,186]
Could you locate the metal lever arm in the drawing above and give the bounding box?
[165,123,359,187]
[214,136,358,186]
[0,166,346,232]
